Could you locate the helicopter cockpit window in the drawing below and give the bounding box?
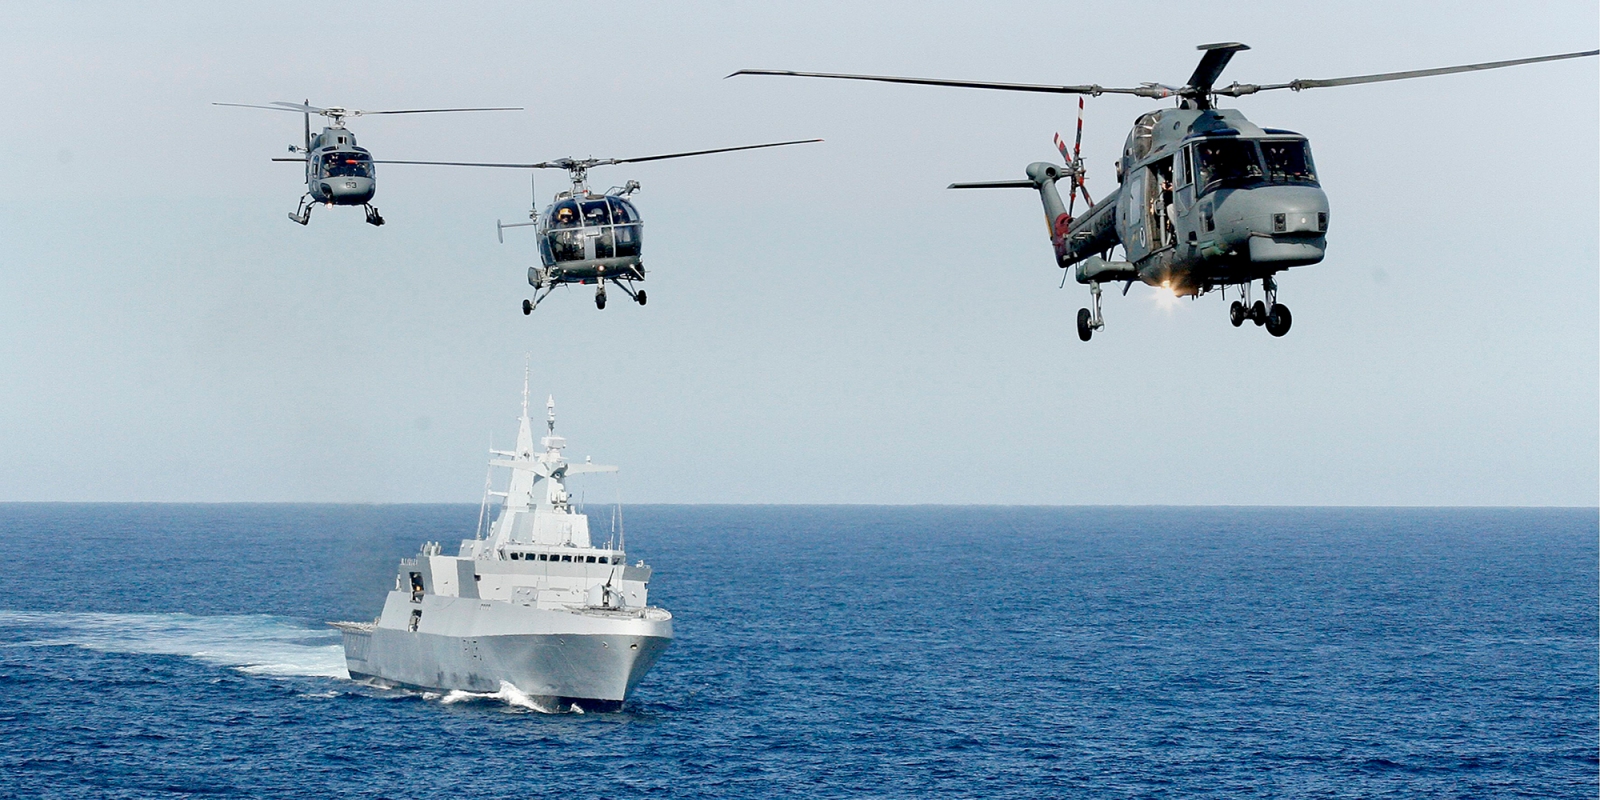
[1260,139,1318,185]
[322,153,372,178]
[580,200,612,228]
[606,197,638,224]
[1125,112,1159,164]
[608,197,642,258]
[550,201,582,229]
[1194,139,1264,195]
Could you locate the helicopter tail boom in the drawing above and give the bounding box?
[950,162,1121,269]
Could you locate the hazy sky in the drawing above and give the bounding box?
[0,1,1595,505]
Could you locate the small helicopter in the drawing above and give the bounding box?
[377,140,821,312]
[214,100,521,226]
[733,45,1597,341]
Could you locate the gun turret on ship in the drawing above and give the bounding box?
[333,375,672,711]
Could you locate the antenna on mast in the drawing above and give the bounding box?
[521,356,531,420]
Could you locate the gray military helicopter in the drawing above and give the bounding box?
[214,100,521,226]
[734,45,1597,341]
[377,140,821,312]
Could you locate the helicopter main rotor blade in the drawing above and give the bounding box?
[1185,42,1250,97]
[1218,49,1599,95]
[213,102,326,114]
[601,138,823,166]
[377,140,820,171]
[373,159,563,169]
[267,101,332,114]
[222,102,522,117]
[361,107,523,115]
[948,180,1035,189]
[729,69,1160,97]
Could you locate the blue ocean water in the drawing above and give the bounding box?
[0,504,1593,798]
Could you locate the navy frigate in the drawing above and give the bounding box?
[333,378,672,711]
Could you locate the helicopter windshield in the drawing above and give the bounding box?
[322,152,372,178]
[607,197,638,223]
[609,197,641,257]
[1260,139,1318,185]
[549,200,582,228]
[580,200,612,227]
[1194,139,1264,195]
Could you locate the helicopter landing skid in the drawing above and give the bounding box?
[288,195,313,226]
[363,204,385,227]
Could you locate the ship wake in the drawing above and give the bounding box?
[0,610,347,679]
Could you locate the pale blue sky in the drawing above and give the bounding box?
[0,1,1595,504]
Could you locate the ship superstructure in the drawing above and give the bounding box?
[335,376,672,710]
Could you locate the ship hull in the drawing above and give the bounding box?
[339,592,672,705]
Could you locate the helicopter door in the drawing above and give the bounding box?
[1121,169,1148,262]
[1173,148,1195,238]
[1145,157,1176,252]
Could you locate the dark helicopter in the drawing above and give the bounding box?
[377,140,820,312]
[214,100,521,226]
[733,45,1597,341]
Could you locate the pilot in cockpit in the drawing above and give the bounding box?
[555,206,576,226]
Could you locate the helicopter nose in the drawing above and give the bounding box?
[1240,186,1328,265]
[322,177,375,203]
[1244,187,1327,235]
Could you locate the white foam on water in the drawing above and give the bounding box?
[435,681,560,713]
[0,610,348,679]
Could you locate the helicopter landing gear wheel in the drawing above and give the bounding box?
[522,299,533,316]
[635,290,646,306]
[363,204,384,227]
[1075,280,1106,342]
[1250,300,1267,326]
[1230,300,1246,327]
[1266,303,1292,337]
[595,286,607,310]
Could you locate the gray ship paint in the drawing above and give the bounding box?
[332,375,671,710]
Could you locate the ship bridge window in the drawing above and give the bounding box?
[1194,139,1264,196]
[510,552,522,560]
[561,555,572,562]
[586,556,596,563]
[538,553,548,561]
[1260,139,1318,186]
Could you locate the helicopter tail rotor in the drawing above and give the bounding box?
[1055,97,1095,223]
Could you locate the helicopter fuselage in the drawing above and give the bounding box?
[303,127,376,206]
[528,192,645,286]
[1048,107,1329,296]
